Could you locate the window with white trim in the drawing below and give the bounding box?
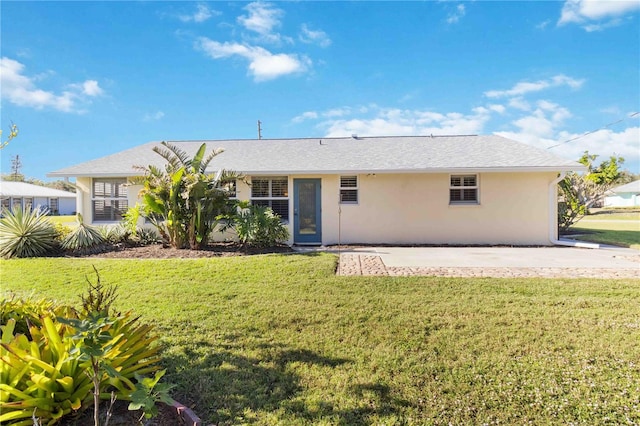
[1,198,10,213]
[449,175,478,204]
[24,198,33,212]
[49,198,59,214]
[251,176,289,220]
[92,178,128,221]
[339,175,358,204]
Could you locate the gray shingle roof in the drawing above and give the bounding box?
[0,181,76,198]
[48,135,584,178]
[610,180,640,194]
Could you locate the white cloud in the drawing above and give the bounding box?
[488,104,506,114]
[553,126,640,164]
[446,4,466,24]
[536,19,551,30]
[143,111,165,122]
[508,97,531,111]
[484,74,585,98]
[290,89,639,168]
[558,0,640,30]
[299,24,331,47]
[237,2,289,44]
[83,80,102,96]
[74,80,103,97]
[315,105,492,137]
[179,3,219,23]
[494,102,639,165]
[0,57,103,112]
[324,107,352,117]
[292,111,319,123]
[498,126,640,166]
[196,37,310,81]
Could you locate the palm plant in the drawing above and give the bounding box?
[218,201,290,248]
[0,207,58,258]
[134,142,238,249]
[61,213,107,255]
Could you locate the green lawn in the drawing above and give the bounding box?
[47,215,78,225]
[569,209,640,249]
[2,255,640,425]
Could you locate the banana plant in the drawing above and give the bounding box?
[133,141,240,249]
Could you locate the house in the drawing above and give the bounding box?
[604,180,640,207]
[48,135,584,246]
[0,181,77,215]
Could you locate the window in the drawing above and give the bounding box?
[340,176,358,204]
[49,198,59,214]
[92,178,128,221]
[24,198,33,212]
[1,198,9,213]
[12,198,22,213]
[251,176,289,220]
[450,175,478,204]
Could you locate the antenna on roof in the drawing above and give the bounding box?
[257,120,263,140]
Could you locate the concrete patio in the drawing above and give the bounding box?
[306,244,640,278]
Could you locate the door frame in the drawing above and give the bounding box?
[293,178,322,244]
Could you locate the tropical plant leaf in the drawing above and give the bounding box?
[0,207,57,258]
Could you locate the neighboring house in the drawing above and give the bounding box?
[0,181,77,215]
[604,180,640,207]
[48,135,583,246]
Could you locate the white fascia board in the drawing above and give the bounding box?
[47,172,145,178]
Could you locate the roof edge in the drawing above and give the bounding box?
[49,165,585,178]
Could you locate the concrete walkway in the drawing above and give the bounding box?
[329,245,640,278]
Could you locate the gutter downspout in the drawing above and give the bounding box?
[549,172,600,249]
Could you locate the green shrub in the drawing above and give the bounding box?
[61,215,107,255]
[99,224,130,244]
[53,222,73,242]
[219,201,289,247]
[0,293,74,337]
[0,278,163,425]
[135,227,160,246]
[0,207,58,258]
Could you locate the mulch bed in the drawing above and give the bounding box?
[60,399,181,426]
[64,242,294,259]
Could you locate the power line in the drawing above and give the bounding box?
[546,111,639,150]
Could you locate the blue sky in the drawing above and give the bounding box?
[2,0,639,181]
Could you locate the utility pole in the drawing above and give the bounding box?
[257,120,262,140]
[11,155,22,180]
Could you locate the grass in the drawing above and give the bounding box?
[47,215,78,225]
[568,208,640,249]
[2,254,640,425]
[583,207,640,221]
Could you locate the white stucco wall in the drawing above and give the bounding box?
[77,172,557,245]
[313,172,555,246]
[604,193,640,207]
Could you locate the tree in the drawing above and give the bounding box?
[558,151,625,232]
[11,155,22,180]
[134,142,238,249]
[0,123,18,150]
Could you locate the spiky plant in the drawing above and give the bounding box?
[99,223,130,244]
[0,207,58,258]
[61,214,108,255]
